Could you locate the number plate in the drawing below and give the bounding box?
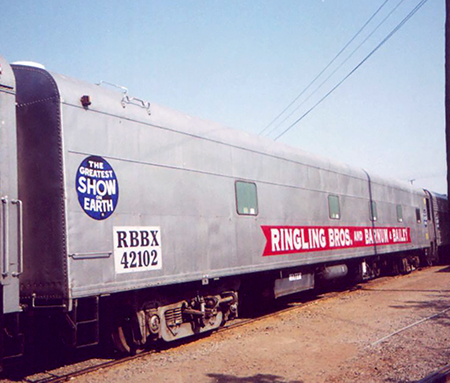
[289,272,302,281]
[113,227,162,274]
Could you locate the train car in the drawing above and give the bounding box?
[0,56,23,369]
[0,55,447,362]
[426,191,450,259]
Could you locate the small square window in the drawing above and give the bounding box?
[328,195,340,220]
[397,205,403,222]
[415,208,421,223]
[370,201,377,222]
[236,181,258,216]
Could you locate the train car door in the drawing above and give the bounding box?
[424,191,437,261]
[0,56,22,316]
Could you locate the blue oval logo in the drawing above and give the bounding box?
[76,156,119,220]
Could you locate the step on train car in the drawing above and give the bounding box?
[0,54,448,368]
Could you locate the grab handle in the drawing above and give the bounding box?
[1,197,9,277]
[96,81,151,115]
[11,199,23,277]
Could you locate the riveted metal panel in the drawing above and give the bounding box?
[12,64,68,301]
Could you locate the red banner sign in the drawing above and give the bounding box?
[261,225,411,256]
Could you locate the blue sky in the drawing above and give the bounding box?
[1,0,446,193]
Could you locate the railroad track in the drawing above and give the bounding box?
[17,269,439,383]
[21,306,313,383]
[19,287,351,382]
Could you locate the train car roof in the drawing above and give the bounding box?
[34,68,427,197]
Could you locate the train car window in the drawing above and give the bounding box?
[328,195,340,220]
[235,181,258,215]
[397,205,403,222]
[426,199,431,220]
[369,201,377,221]
[415,208,421,223]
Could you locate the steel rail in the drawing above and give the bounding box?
[20,270,431,383]
[23,289,353,383]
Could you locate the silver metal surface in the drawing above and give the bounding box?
[46,69,432,298]
[0,55,21,313]
[274,272,314,299]
[8,62,437,301]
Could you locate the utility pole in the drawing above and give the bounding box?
[446,0,450,201]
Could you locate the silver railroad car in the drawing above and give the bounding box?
[0,56,22,369]
[0,57,21,314]
[2,59,447,357]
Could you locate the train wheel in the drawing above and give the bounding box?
[111,310,140,356]
[111,326,133,355]
[420,245,438,267]
[372,261,381,278]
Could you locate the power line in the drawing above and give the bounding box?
[258,0,390,137]
[273,0,429,142]
[264,0,406,139]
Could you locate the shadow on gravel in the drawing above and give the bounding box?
[386,298,450,329]
[207,373,303,383]
[437,266,450,273]
[389,298,450,312]
[2,345,115,381]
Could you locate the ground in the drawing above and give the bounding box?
[24,266,450,382]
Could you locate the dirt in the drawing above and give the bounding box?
[71,266,450,382]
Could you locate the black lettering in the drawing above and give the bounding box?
[143,250,150,266]
[137,251,143,267]
[151,249,158,266]
[130,231,139,247]
[117,231,128,248]
[130,251,137,267]
[120,252,129,268]
[150,230,159,246]
[140,231,150,247]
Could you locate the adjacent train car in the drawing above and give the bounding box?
[427,191,450,255]
[0,55,448,364]
[0,56,23,369]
